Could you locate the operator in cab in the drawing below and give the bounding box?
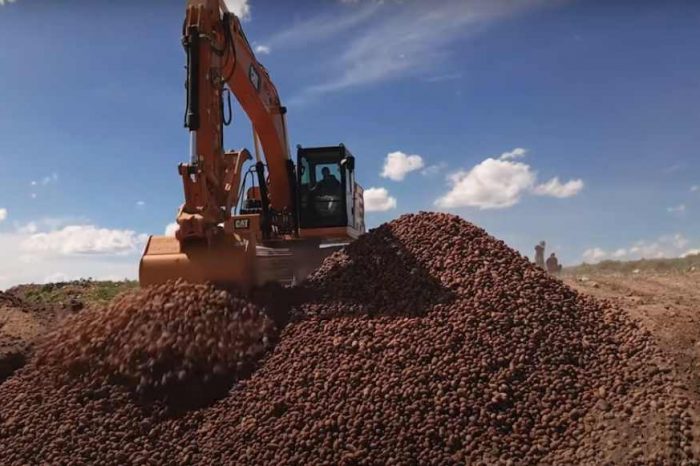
[316,166,341,196]
[310,166,343,218]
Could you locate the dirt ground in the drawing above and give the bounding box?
[0,281,136,383]
[564,270,700,399]
[0,294,52,381]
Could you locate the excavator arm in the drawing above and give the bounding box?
[178,0,294,242]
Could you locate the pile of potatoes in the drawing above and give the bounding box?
[0,213,696,465]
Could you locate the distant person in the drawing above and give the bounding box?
[534,241,546,269]
[546,253,560,275]
[315,166,341,196]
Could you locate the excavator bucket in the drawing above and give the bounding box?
[139,233,256,292]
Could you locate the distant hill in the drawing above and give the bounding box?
[7,280,137,308]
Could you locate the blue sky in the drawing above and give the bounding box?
[1,0,699,287]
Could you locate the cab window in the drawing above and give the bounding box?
[314,163,341,184]
[300,156,310,185]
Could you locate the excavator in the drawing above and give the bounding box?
[139,0,365,290]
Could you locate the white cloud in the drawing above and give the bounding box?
[363,187,397,212]
[435,148,583,209]
[381,151,425,181]
[683,249,700,258]
[436,158,535,209]
[28,173,58,197]
[424,73,463,83]
[286,1,549,102]
[498,147,527,160]
[223,0,251,20]
[136,200,146,207]
[582,233,693,264]
[663,163,682,174]
[254,44,271,55]
[15,216,88,233]
[533,177,584,198]
[165,222,179,237]
[582,247,607,264]
[265,4,379,51]
[0,0,17,6]
[421,162,448,176]
[667,204,686,214]
[0,222,147,290]
[17,222,37,234]
[0,208,6,222]
[21,225,147,256]
[691,185,699,192]
[41,173,58,186]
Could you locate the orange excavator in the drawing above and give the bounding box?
[140,0,365,290]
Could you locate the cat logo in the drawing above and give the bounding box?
[248,65,260,92]
[234,218,250,230]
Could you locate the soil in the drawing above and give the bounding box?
[0,280,137,384]
[0,293,56,382]
[564,270,700,398]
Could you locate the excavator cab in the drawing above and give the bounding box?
[297,145,365,242]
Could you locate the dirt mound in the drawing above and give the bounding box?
[34,280,275,406]
[0,293,55,384]
[0,212,697,464]
[8,280,137,313]
[0,291,26,309]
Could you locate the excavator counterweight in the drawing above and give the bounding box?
[139,0,364,290]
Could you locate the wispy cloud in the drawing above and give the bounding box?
[254,44,271,55]
[282,0,553,103]
[667,204,686,214]
[28,173,58,199]
[582,233,691,264]
[30,173,58,187]
[42,173,58,186]
[423,73,463,83]
[498,148,527,160]
[662,163,683,174]
[421,162,448,176]
[0,0,17,6]
[265,3,380,50]
[532,177,584,198]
